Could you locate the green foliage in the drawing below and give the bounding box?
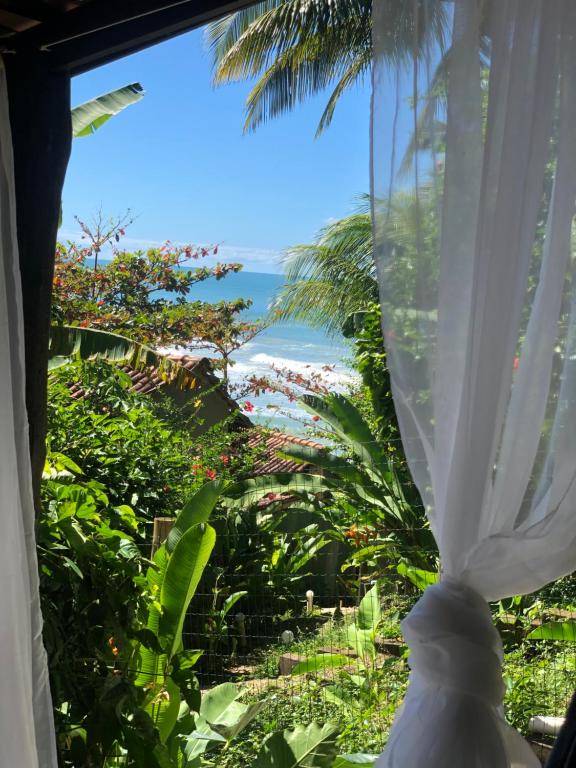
[72,83,144,138]
[343,304,401,448]
[207,0,447,136]
[253,722,339,768]
[333,757,376,768]
[503,646,576,733]
[528,622,576,642]
[43,472,228,766]
[261,393,432,570]
[183,682,267,763]
[47,360,196,523]
[39,453,147,765]
[48,325,200,395]
[270,200,376,335]
[292,585,383,697]
[396,562,438,592]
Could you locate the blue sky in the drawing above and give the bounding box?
[61,26,371,274]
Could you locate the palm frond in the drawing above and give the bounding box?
[205,0,285,68]
[315,50,370,136]
[207,0,448,134]
[243,37,365,132]
[270,200,377,334]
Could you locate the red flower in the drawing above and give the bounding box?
[220,454,230,465]
[513,356,520,370]
[205,468,217,480]
[192,463,203,474]
[312,415,320,422]
[243,401,255,413]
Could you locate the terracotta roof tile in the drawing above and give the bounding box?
[248,430,323,476]
[64,354,325,477]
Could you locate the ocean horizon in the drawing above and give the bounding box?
[77,258,355,430]
[177,270,355,432]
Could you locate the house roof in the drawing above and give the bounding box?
[68,353,218,398]
[248,430,323,476]
[0,0,254,75]
[66,351,323,476]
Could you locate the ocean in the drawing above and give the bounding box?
[183,270,355,431]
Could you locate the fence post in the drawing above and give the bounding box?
[151,517,175,557]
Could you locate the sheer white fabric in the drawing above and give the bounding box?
[372,0,576,765]
[0,58,57,767]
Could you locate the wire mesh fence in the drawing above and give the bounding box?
[54,442,576,765]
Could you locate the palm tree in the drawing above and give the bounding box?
[206,0,448,137]
[270,196,375,335]
[270,191,436,335]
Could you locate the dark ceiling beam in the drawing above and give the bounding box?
[7,0,255,76]
[0,1,60,22]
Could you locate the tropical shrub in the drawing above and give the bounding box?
[47,360,197,525]
[39,451,148,766]
[53,218,261,375]
[41,475,225,767]
[226,393,435,589]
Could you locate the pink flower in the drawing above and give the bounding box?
[513,356,520,370]
[206,468,217,480]
[243,401,255,413]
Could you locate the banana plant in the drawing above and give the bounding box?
[182,682,266,766]
[60,84,144,226]
[72,83,144,138]
[224,393,435,569]
[290,584,389,713]
[129,481,222,763]
[253,722,339,768]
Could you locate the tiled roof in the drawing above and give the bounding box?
[248,430,323,476]
[66,352,322,477]
[68,354,217,400]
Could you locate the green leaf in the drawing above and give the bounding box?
[199,682,242,721]
[357,584,381,632]
[221,590,248,617]
[300,394,385,472]
[528,622,576,641]
[48,326,200,392]
[253,722,339,768]
[160,523,216,660]
[72,83,144,137]
[165,480,223,553]
[224,473,329,508]
[333,755,377,767]
[347,626,375,662]
[145,676,180,744]
[291,654,351,675]
[200,682,267,742]
[397,562,439,592]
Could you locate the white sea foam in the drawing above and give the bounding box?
[248,353,357,389]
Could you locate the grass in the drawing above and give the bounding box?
[212,603,410,766]
[199,586,576,766]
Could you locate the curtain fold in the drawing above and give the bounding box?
[0,57,57,768]
[372,0,576,765]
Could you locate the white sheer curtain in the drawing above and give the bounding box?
[372,1,576,765]
[0,58,57,767]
